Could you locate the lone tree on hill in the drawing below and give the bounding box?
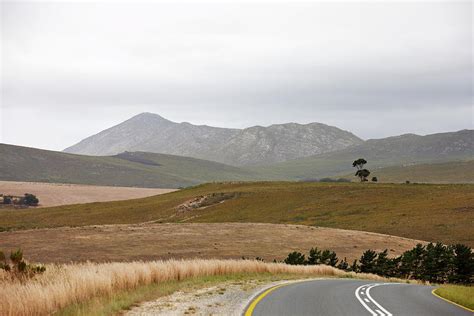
[353,158,371,182]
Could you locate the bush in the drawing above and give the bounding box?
[22,193,39,206]
[0,249,45,279]
[284,251,306,265]
[2,196,12,205]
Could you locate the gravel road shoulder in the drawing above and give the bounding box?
[125,278,314,316]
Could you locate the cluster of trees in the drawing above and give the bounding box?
[1,193,39,206]
[284,243,473,284]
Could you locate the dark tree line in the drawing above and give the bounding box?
[284,243,473,284]
[1,193,39,206]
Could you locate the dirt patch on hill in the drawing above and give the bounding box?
[176,193,239,213]
[0,181,176,207]
[0,223,425,264]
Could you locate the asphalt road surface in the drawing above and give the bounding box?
[244,279,471,316]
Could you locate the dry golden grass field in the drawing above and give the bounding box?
[0,223,424,263]
[0,181,176,207]
[0,258,392,315]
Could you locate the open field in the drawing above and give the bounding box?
[0,223,424,263]
[0,259,389,315]
[0,181,176,207]
[1,182,472,245]
[341,160,474,184]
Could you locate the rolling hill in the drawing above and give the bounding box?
[1,182,472,246]
[253,130,474,180]
[347,160,474,184]
[64,112,363,166]
[0,143,257,188]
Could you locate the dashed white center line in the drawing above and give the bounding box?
[355,283,397,316]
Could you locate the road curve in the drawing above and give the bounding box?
[244,279,471,316]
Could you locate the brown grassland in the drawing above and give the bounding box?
[0,223,424,263]
[0,259,396,316]
[0,182,472,245]
[0,181,175,208]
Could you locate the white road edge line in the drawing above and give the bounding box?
[355,283,395,316]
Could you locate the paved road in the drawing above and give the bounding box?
[244,279,471,316]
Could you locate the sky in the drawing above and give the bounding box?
[1,1,472,151]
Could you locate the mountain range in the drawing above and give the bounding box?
[1,113,473,187]
[64,113,363,166]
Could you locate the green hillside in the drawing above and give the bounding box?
[252,130,474,180]
[1,182,473,246]
[346,160,474,184]
[0,144,258,188]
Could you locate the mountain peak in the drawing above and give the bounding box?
[64,113,364,165]
[130,112,170,122]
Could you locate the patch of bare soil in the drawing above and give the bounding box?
[0,223,425,264]
[175,193,239,213]
[0,181,176,207]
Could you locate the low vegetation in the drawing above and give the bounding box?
[0,258,388,315]
[0,249,45,280]
[368,160,474,184]
[0,223,422,264]
[284,243,473,284]
[434,284,474,310]
[1,182,472,246]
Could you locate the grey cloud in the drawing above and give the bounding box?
[0,1,472,151]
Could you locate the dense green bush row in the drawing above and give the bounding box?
[284,243,473,284]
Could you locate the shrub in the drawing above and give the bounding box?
[2,196,12,205]
[284,251,306,265]
[359,249,377,273]
[0,249,46,279]
[22,193,39,206]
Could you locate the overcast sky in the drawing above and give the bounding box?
[1,1,472,151]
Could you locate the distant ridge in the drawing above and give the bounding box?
[0,143,258,188]
[252,129,474,180]
[64,113,363,166]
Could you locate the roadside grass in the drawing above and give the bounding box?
[1,182,472,245]
[58,273,314,316]
[0,259,393,315]
[434,285,474,310]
